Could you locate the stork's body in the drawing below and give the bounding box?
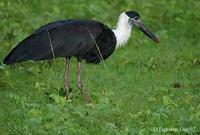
[4,20,117,64]
[3,11,159,102]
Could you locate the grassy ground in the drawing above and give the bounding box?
[0,0,200,134]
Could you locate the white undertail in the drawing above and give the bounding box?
[113,12,132,48]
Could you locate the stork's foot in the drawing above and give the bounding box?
[64,87,72,100]
[77,85,92,103]
[82,90,92,103]
[77,81,92,103]
[84,93,92,103]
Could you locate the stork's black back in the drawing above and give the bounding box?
[3,19,116,65]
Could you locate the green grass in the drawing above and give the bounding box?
[0,0,200,134]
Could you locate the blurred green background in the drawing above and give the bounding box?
[0,0,200,134]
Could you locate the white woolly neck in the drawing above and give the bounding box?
[113,12,132,48]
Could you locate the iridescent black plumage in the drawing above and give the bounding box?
[3,19,116,65]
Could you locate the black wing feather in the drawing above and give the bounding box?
[3,20,103,65]
[33,20,71,34]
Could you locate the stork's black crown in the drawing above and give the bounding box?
[125,11,140,18]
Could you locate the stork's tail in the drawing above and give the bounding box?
[3,33,52,65]
[3,41,32,65]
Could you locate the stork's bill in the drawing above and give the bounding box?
[129,16,160,43]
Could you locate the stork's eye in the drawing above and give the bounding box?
[134,16,139,21]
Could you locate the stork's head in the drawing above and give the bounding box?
[125,11,160,43]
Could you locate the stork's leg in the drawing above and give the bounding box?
[64,58,71,99]
[77,59,92,103]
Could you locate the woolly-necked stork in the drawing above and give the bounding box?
[3,11,159,102]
